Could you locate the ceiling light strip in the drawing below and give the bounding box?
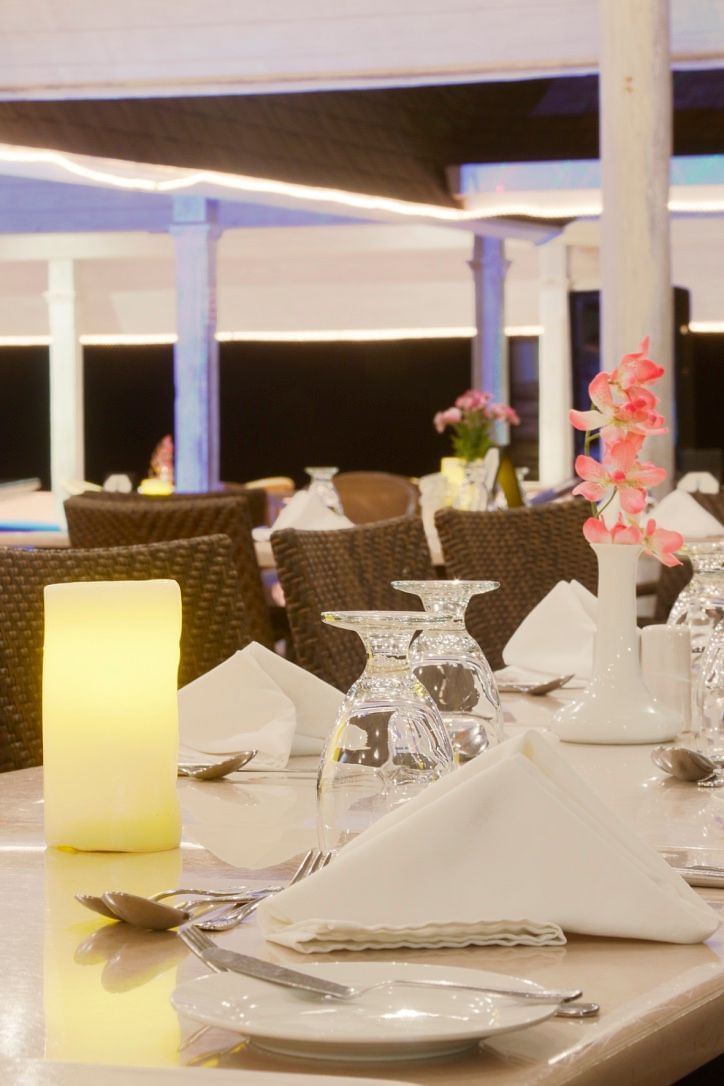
[0,326,542,348]
[687,321,724,333]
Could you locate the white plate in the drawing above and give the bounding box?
[171,961,557,1062]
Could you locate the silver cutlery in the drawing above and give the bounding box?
[497,674,575,696]
[101,890,271,932]
[651,746,724,787]
[177,750,257,780]
[76,884,280,925]
[190,849,331,932]
[179,928,600,1016]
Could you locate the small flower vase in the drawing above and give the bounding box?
[452,460,490,512]
[553,542,681,744]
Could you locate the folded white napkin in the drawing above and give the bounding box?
[502,580,597,680]
[178,642,343,769]
[253,491,353,541]
[257,730,719,952]
[653,489,722,539]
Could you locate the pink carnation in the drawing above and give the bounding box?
[433,406,463,433]
[455,389,492,412]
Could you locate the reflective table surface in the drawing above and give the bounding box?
[1,694,722,1085]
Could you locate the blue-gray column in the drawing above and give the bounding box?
[170,197,221,492]
[469,236,509,445]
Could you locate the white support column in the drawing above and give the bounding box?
[44,260,84,506]
[600,0,674,487]
[469,236,509,445]
[170,197,221,492]
[538,237,573,484]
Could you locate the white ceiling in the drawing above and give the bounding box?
[2,0,724,101]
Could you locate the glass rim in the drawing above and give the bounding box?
[392,579,500,593]
[322,609,453,629]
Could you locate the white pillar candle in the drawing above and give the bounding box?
[43,579,182,852]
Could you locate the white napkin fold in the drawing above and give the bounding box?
[178,642,343,769]
[502,580,597,680]
[257,730,719,952]
[653,489,722,540]
[253,491,353,541]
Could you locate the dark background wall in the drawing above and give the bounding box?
[0,346,50,485]
[0,329,720,488]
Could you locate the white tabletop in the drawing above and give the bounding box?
[1,695,723,1084]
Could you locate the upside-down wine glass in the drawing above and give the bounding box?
[317,611,455,852]
[668,539,724,676]
[304,466,344,516]
[393,580,504,760]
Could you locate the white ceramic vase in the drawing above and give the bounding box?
[553,542,681,744]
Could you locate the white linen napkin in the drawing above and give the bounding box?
[178,642,344,769]
[253,491,353,541]
[257,730,719,952]
[501,580,597,681]
[653,489,722,539]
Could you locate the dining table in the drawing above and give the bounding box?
[1,690,723,1085]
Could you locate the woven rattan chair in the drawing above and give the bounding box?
[334,472,420,524]
[435,500,597,669]
[0,534,246,773]
[65,493,274,648]
[271,516,434,690]
[653,492,724,621]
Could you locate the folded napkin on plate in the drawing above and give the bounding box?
[652,489,722,540]
[257,730,719,952]
[253,491,353,542]
[501,580,597,682]
[178,641,343,769]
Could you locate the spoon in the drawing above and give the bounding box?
[100,891,271,931]
[651,746,724,787]
[453,722,490,763]
[554,1001,600,1018]
[497,674,575,696]
[76,883,278,922]
[177,750,256,780]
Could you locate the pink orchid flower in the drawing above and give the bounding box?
[569,371,667,443]
[572,437,666,515]
[609,337,664,391]
[433,406,462,433]
[640,518,684,567]
[582,516,642,546]
[455,389,492,412]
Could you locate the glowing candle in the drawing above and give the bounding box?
[43,579,182,851]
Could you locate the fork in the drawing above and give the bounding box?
[185,849,330,934]
[178,928,598,1014]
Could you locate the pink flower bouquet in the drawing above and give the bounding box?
[570,338,683,566]
[434,389,520,462]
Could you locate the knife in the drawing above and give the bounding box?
[177,936,354,997]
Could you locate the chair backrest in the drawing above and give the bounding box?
[0,534,245,772]
[271,516,434,690]
[435,500,597,669]
[333,472,420,524]
[64,493,274,648]
[654,492,724,621]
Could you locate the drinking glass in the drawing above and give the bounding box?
[668,539,724,675]
[304,466,344,516]
[393,580,504,759]
[695,619,724,765]
[317,610,455,852]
